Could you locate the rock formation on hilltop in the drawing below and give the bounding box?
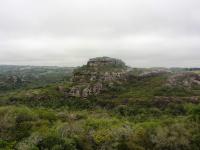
[68,57,128,98]
[87,57,126,68]
[67,57,200,98]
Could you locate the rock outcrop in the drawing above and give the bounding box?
[166,72,200,88]
[87,57,126,68]
[139,68,171,78]
[68,57,128,98]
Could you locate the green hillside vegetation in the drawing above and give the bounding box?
[0,65,200,149]
[0,66,73,92]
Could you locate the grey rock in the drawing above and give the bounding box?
[69,87,81,97]
[68,57,128,98]
[167,72,200,88]
[92,82,103,94]
[82,87,92,98]
[87,56,126,68]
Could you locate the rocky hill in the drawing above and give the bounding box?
[67,57,200,98]
[68,57,128,97]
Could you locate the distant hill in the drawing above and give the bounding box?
[0,65,74,92]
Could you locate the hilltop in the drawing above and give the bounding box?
[68,57,128,97]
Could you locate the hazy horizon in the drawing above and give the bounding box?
[0,0,200,67]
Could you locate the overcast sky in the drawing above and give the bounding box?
[0,0,199,67]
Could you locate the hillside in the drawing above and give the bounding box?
[0,65,73,93]
[0,58,200,150]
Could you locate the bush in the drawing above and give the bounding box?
[189,105,200,122]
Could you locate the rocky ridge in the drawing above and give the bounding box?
[67,57,200,98]
[167,72,200,88]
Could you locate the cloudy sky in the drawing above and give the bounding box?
[0,0,200,67]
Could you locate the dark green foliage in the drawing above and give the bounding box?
[189,104,200,122]
[37,136,76,150]
[0,105,199,150]
[155,86,196,96]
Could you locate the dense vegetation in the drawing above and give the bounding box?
[0,66,200,150]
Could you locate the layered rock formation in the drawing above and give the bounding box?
[68,57,128,98]
[87,57,126,68]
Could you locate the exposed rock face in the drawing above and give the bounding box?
[68,57,128,98]
[87,57,126,68]
[69,86,81,97]
[167,72,200,88]
[72,71,127,83]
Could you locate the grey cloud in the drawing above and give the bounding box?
[0,0,200,67]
